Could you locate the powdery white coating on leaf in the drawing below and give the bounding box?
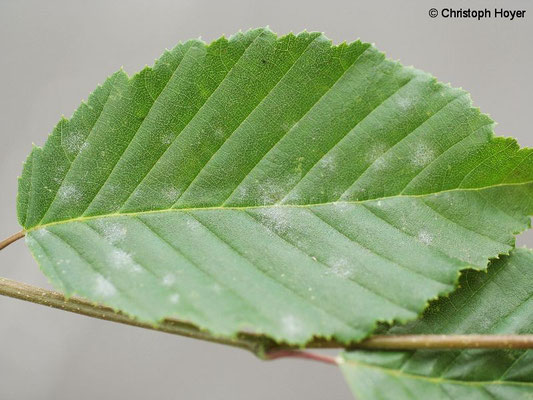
[281,314,304,341]
[160,131,176,145]
[213,127,225,139]
[333,202,351,213]
[185,218,203,232]
[53,166,67,184]
[109,248,142,273]
[417,230,433,245]
[326,257,352,278]
[58,184,82,202]
[396,96,414,110]
[169,293,180,304]
[98,222,127,244]
[95,275,117,297]
[259,172,301,205]
[33,228,50,239]
[162,186,181,202]
[317,152,338,173]
[162,274,176,287]
[365,142,388,165]
[256,206,291,234]
[63,132,86,154]
[412,143,435,167]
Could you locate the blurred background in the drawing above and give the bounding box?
[0,0,531,398]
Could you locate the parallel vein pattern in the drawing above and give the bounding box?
[340,248,533,399]
[18,28,533,344]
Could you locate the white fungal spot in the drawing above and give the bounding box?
[397,96,413,110]
[53,166,67,184]
[327,258,352,278]
[185,218,202,231]
[95,276,117,297]
[257,206,291,234]
[333,202,351,213]
[99,222,127,244]
[162,274,176,287]
[109,249,141,273]
[64,132,86,154]
[281,314,303,340]
[412,144,435,167]
[161,131,176,145]
[110,248,132,266]
[162,186,181,202]
[418,230,433,245]
[33,228,50,239]
[366,142,388,164]
[169,294,180,304]
[58,184,81,202]
[211,283,222,293]
[257,172,301,205]
[317,152,338,173]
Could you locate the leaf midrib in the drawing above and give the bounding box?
[25,180,533,232]
[341,357,533,388]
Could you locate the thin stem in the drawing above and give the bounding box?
[0,277,267,355]
[265,350,338,365]
[1,277,533,360]
[0,231,25,251]
[351,334,533,350]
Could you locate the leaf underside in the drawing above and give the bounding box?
[18,28,533,344]
[340,248,533,399]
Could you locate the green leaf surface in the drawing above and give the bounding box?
[18,28,533,344]
[340,248,533,399]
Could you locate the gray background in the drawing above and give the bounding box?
[0,0,531,399]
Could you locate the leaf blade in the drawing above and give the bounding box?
[340,248,533,398]
[20,28,533,344]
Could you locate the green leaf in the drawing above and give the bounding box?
[18,28,533,344]
[340,248,533,399]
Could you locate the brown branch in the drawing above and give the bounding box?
[350,334,533,350]
[265,350,338,365]
[0,231,25,251]
[1,276,533,362]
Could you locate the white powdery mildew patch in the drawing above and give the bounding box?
[185,218,202,232]
[169,293,180,304]
[281,314,304,341]
[326,257,352,279]
[162,274,176,287]
[63,132,86,154]
[396,96,414,111]
[211,283,223,294]
[162,186,181,202]
[232,185,249,202]
[109,249,142,273]
[58,184,82,202]
[95,276,117,297]
[53,165,67,184]
[333,202,352,214]
[365,142,388,165]
[257,206,291,234]
[317,152,338,173]
[412,143,435,167]
[33,228,50,239]
[213,127,225,139]
[98,221,127,244]
[258,172,301,205]
[417,230,433,245]
[160,131,176,145]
